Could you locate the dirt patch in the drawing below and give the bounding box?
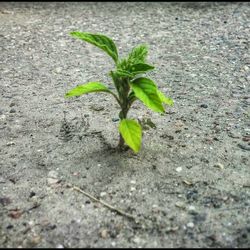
[0,2,250,248]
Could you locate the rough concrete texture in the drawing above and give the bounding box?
[0,1,250,248]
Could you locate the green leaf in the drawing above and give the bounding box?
[130,78,165,113]
[70,31,118,63]
[116,58,129,71]
[65,82,110,98]
[128,91,137,102]
[128,44,148,64]
[115,69,134,78]
[129,63,154,74]
[119,119,142,153]
[115,63,154,79]
[157,90,174,106]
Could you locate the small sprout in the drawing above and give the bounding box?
[65,31,174,153]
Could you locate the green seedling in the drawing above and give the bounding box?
[65,31,173,153]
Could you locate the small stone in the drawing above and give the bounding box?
[112,117,119,122]
[152,164,157,170]
[214,163,224,169]
[100,192,107,197]
[130,187,136,192]
[152,204,160,213]
[0,114,6,120]
[200,104,208,108]
[29,191,36,198]
[28,221,34,226]
[188,205,196,211]
[56,244,64,248]
[55,67,62,74]
[1,10,14,14]
[65,183,72,188]
[100,229,108,239]
[8,209,23,219]
[6,224,14,229]
[90,105,104,111]
[40,219,50,227]
[133,237,141,244]
[187,222,194,228]
[175,201,185,208]
[48,170,58,179]
[47,178,59,185]
[93,202,101,208]
[10,102,15,107]
[176,167,182,172]
[242,136,250,142]
[238,143,250,151]
[166,226,179,232]
[30,235,41,246]
[72,172,80,176]
[183,180,193,186]
[6,141,15,146]
[130,180,136,184]
[9,108,16,113]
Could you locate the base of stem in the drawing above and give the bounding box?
[117,134,130,152]
[118,133,125,148]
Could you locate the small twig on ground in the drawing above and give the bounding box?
[72,186,137,221]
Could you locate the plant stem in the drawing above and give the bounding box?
[118,109,127,149]
[118,133,125,148]
[110,71,131,150]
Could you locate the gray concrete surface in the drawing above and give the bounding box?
[0,2,250,247]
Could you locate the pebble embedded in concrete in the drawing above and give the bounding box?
[187,222,195,228]
[56,244,64,248]
[48,170,58,179]
[100,192,107,197]
[175,201,185,208]
[176,167,182,172]
[9,108,16,113]
[6,141,15,146]
[188,205,196,211]
[214,163,224,169]
[100,229,108,239]
[47,178,59,185]
[133,237,142,244]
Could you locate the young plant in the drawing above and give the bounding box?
[65,31,173,153]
